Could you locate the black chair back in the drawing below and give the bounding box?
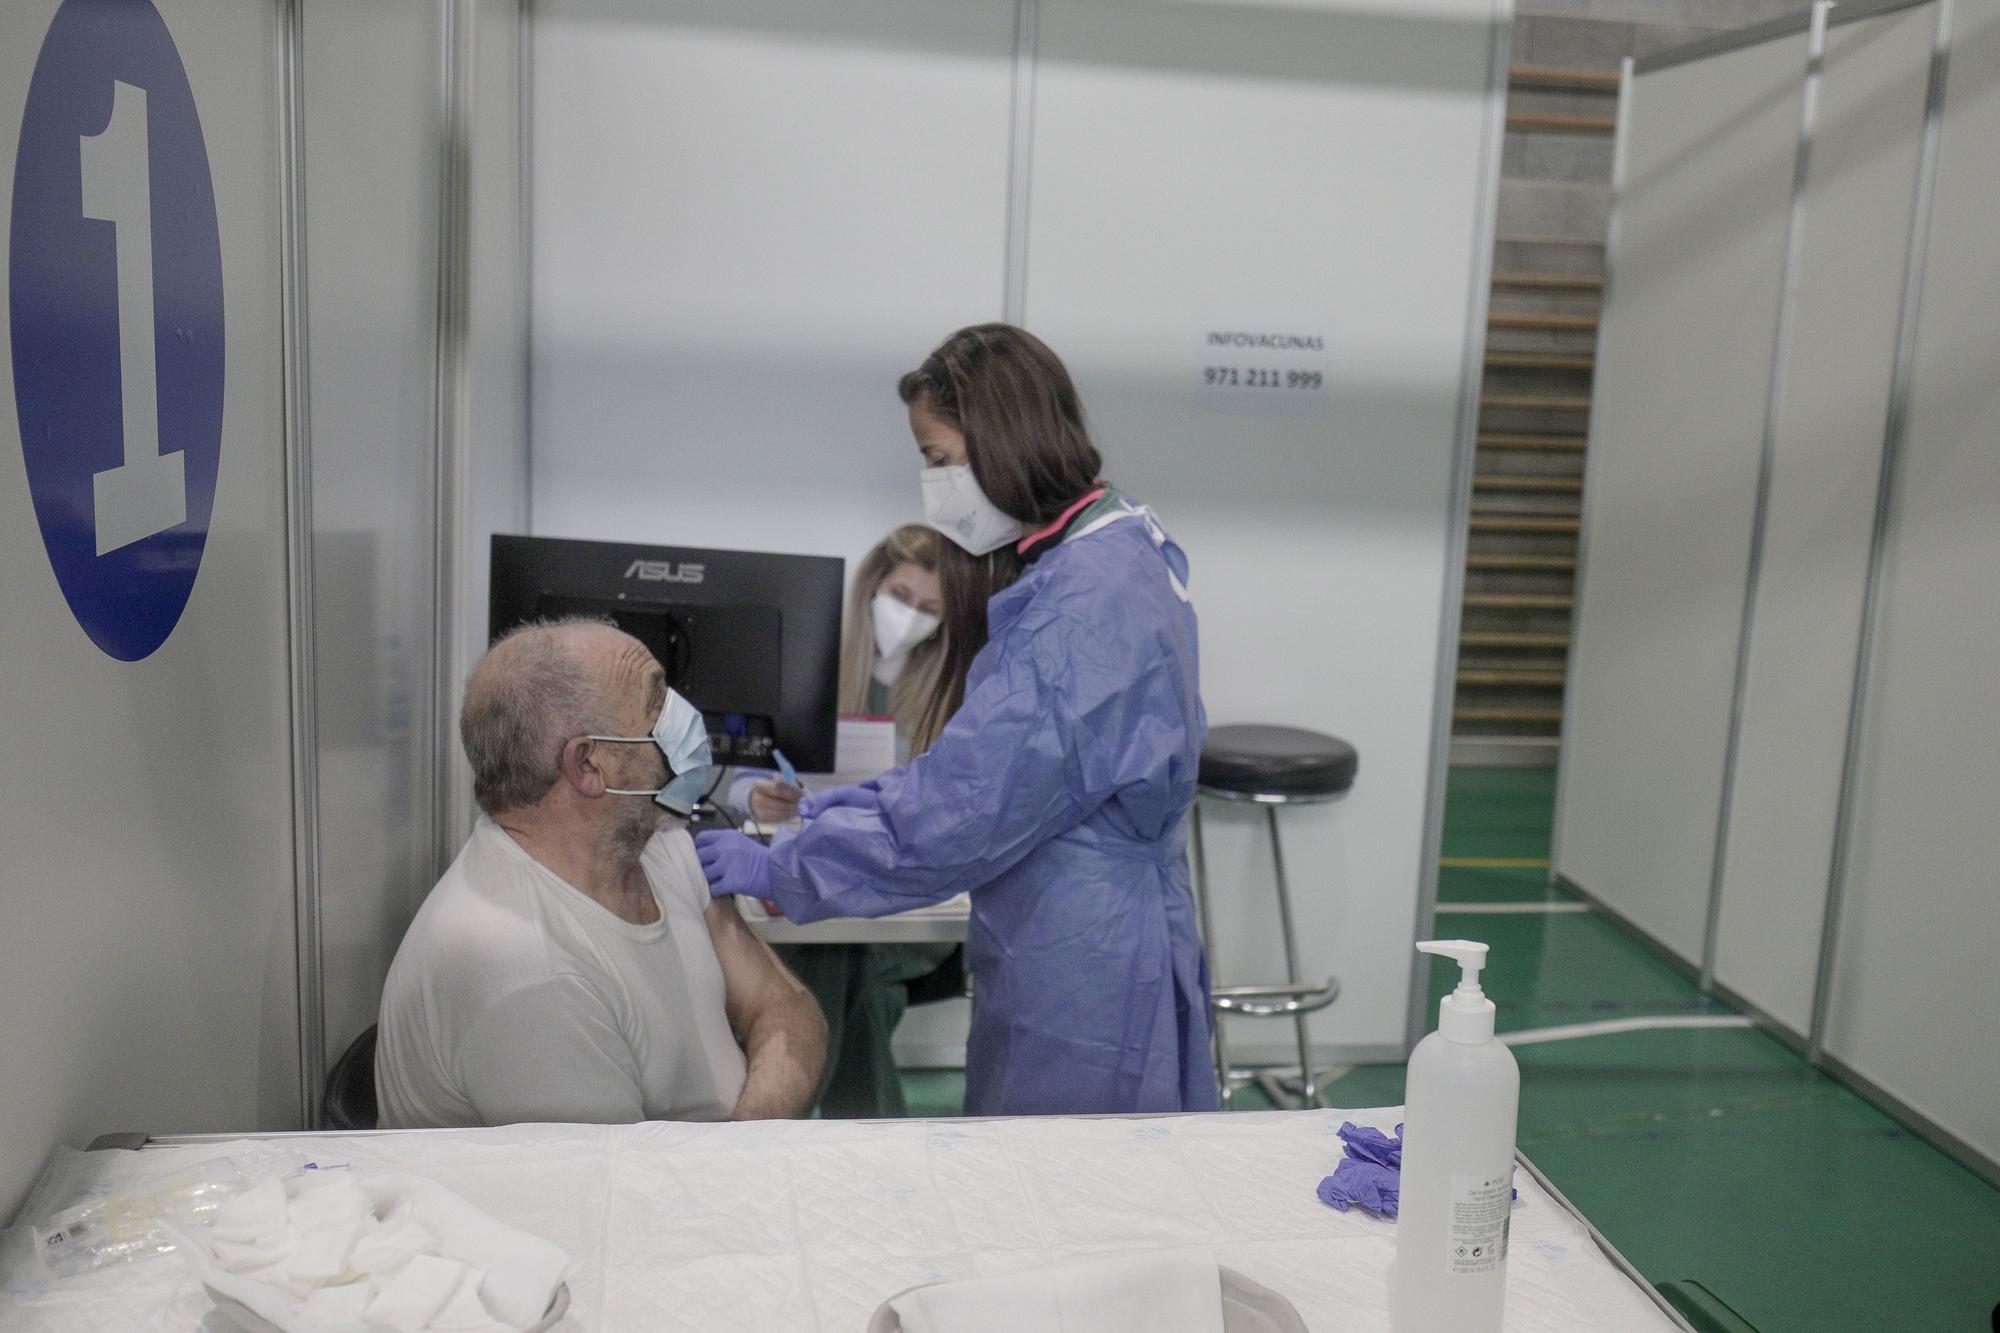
[323,1024,379,1130]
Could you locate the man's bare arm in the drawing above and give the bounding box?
[704,900,827,1119]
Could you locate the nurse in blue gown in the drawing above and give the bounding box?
[697,324,1216,1116]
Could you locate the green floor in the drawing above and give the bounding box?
[902,766,2000,1333]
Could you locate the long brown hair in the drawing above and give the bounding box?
[897,324,1103,526]
[837,526,948,743]
[906,542,1017,754]
[897,325,1103,747]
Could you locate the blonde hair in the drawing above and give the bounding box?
[838,526,949,755]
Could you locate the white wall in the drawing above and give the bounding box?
[1555,34,1806,965]
[0,0,301,1214]
[1555,1,1999,1178]
[1711,3,1936,1036]
[1824,0,2000,1171]
[1020,0,1502,1058]
[529,0,1017,560]
[530,0,1504,1059]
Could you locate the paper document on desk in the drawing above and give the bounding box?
[834,715,899,783]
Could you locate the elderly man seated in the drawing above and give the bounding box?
[376,618,825,1127]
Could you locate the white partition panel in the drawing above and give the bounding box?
[0,0,299,1213]
[1020,0,1504,1058]
[529,0,1017,560]
[299,0,447,1080]
[1823,0,2000,1172]
[447,0,533,851]
[1554,35,1807,966]
[1710,4,1938,1035]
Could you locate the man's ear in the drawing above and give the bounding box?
[560,735,608,798]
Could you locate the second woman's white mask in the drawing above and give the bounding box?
[922,464,1023,556]
[871,593,941,673]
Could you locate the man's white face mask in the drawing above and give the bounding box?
[590,687,715,816]
[871,593,941,678]
[922,464,1022,556]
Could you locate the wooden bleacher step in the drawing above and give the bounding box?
[1478,432,1589,452]
[1480,393,1593,414]
[1508,65,1621,93]
[1468,514,1582,534]
[1453,706,1566,724]
[1506,111,1617,135]
[1466,554,1578,572]
[1461,630,1570,650]
[1485,350,1596,373]
[1473,474,1584,495]
[1464,592,1575,611]
[1489,313,1600,335]
[1491,272,1605,294]
[1457,668,1567,688]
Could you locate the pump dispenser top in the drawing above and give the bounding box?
[1417,939,1495,1043]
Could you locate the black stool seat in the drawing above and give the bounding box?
[1198,724,1357,799]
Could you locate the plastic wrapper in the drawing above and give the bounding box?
[1,1152,309,1293]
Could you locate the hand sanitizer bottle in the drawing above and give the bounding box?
[1391,939,1519,1332]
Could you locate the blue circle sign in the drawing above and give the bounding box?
[10,0,224,662]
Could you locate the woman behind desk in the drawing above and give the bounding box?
[734,525,990,1118]
[700,324,1215,1117]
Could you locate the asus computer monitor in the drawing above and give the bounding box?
[488,534,844,773]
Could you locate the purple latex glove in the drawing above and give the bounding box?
[1314,1124,1514,1218]
[1317,1158,1400,1218]
[1338,1121,1403,1169]
[1316,1122,1405,1218]
[797,779,881,820]
[695,829,773,901]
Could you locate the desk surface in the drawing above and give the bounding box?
[8,1110,1687,1332]
[741,894,971,944]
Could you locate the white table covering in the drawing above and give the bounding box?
[2,1109,1680,1332]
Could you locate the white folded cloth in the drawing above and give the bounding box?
[364,1253,467,1333]
[431,1265,518,1333]
[882,1251,1227,1333]
[285,1176,373,1232]
[166,1169,563,1333]
[282,1218,361,1286]
[211,1178,288,1243]
[299,1279,374,1327]
[350,1204,440,1275]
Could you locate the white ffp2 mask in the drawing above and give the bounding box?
[871,592,941,666]
[922,464,1023,556]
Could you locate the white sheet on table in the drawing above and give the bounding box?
[0,1112,1678,1333]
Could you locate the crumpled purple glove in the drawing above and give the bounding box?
[695,829,773,901]
[1316,1122,1404,1218]
[797,779,881,821]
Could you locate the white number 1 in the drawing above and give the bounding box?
[81,80,186,555]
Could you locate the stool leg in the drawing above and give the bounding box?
[1191,802,1232,1109]
[1267,803,1320,1108]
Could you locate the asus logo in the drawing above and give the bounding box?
[624,560,705,584]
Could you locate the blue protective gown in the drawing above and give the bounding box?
[763,497,1215,1116]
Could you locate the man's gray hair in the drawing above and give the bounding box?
[461,618,612,816]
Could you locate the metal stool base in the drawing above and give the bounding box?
[1215,1063,1353,1111]
[1192,793,1348,1110]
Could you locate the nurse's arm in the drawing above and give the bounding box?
[704,899,827,1119]
[764,632,1097,921]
